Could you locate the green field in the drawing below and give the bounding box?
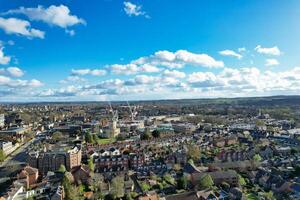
[97,138,116,145]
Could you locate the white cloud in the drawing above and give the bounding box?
[109,50,224,75]
[139,64,161,73]
[39,85,78,97]
[0,67,24,77]
[0,47,11,65]
[0,75,42,88]
[60,76,86,84]
[124,2,148,18]
[219,49,242,59]
[0,17,45,39]
[163,69,186,78]
[265,59,279,66]
[110,64,138,75]
[186,66,300,95]
[255,45,281,56]
[71,68,106,76]
[6,67,24,77]
[5,5,86,29]
[238,47,246,52]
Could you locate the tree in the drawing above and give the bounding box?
[264,191,276,200]
[58,164,66,173]
[110,176,124,199]
[173,164,181,171]
[198,174,214,189]
[52,131,63,141]
[93,134,99,143]
[177,175,188,190]
[88,158,95,172]
[163,173,175,185]
[187,144,201,162]
[62,173,72,199]
[85,132,95,144]
[253,154,262,162]
[220,181,230,191]
[0,150,6,162]
[238,175,246,186]
[188,159,194,165]
[141,182,151,192]
[141,131,151,140]
[152,130,160,138]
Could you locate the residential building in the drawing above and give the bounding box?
[0,141,16,155]
[28,147,82,174]
[0,114,4,128]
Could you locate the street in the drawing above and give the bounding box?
[0,138,36,194]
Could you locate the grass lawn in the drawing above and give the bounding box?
[97,138,116,145]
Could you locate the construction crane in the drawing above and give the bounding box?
[127,101,137,122]
[108,101,118,122]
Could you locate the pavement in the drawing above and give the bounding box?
[0,138,36,181]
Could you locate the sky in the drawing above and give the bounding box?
[0,0,300,102]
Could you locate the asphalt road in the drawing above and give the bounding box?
[0,138,37,194]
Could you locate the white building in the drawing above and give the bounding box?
[0,114,4,128]
[0,141,16,155]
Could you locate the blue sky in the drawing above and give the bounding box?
[0,0,300,101]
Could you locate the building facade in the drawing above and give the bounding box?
[28,147,82,174]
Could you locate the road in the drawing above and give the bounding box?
[0,138,37,191]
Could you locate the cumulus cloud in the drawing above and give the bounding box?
[6,67,24,77]
[0,17,45,39]
[110,64,138,75]
[255,45,281,56]
[5,5,86,29]
[0,46,11,65]
[71,68,106,76]
[124,2,148,18]
[163,69,186,78]
[108,50,224,75]
[219,49,242,59]
[0,75,42,88]
[25,66,300,100]
[0,67,24,77]
[109,63,161,75]
[238,47,246,52]
[265,59,279,66]
[39,85,78,97]
[186,67,300,95]
[59,76,86,84]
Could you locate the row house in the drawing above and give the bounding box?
[94,153,145,173]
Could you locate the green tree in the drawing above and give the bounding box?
[88,158,95,172]
[110,176,124,199]
[58,164,66,173]
[238,175,246,186]
[163,173,176,185]
[264,191,276,200]
[253,154,262,162]
[141,131,151,140]
[177,175,188,190]
[52,131,63,141]
[140,182,151,192]
[255,120,265,127]
[85,132,95,144]
[152,130,160,138]
[187,144,201,162]
[0,150,6,162]
[62,173,72,199]
[198,174,214,189]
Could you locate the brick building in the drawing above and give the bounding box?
[28,147,82,174]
